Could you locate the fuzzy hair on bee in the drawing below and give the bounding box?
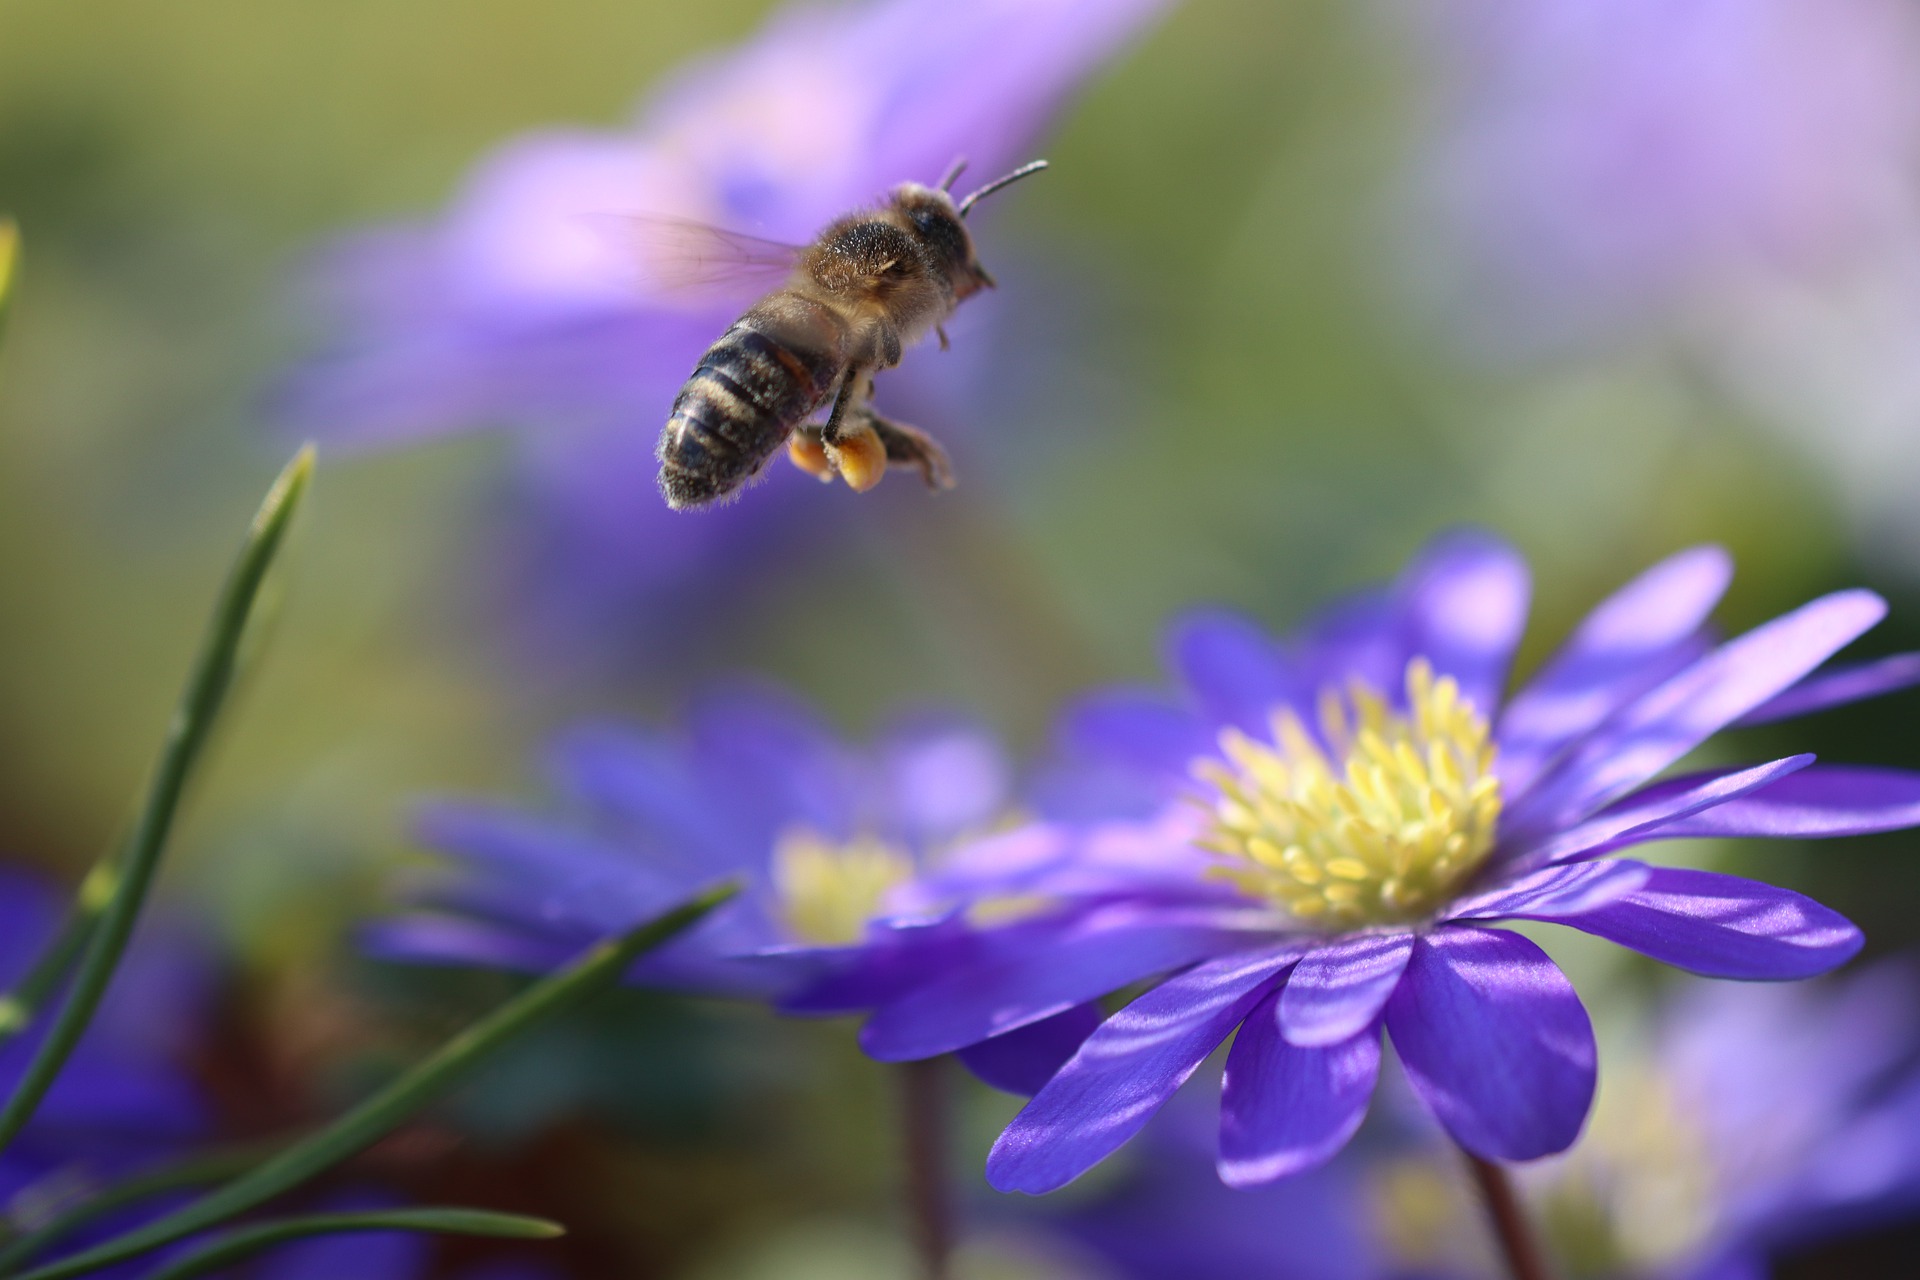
[656,159,1047,511]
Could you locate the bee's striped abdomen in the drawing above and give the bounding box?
[657,297,847,509]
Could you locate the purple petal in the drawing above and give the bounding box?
[846,0,1178,214]
[1539,866,1863,980]
[687,684,867,842]
[412,801,691,928]
[1169,608,1303,733]
[878,711,1011,843]
[1652,766,1920,839]
[1445,859,1651,922]
[858,903,1263,1061]
[1497,546,1731,793]
[0,869,61,985]
[1219,990,1381,1186]
[956,1003,1103,1096]
[1276,932,1413,1048]
[1399,530,1532,716]
[1504,589,1887,840]
[904,821,1075,903]
[1678,1255,1770,1280]
[1297,587,1404,697]
[361,915,575,973]
[1059,690,1214,782]
[546,723,745,864]
[776,918,973,1014]
[1737,652,1920,726]
[253,1213,430,1280]
[1385,927,1595,1160]
[1503,755,1814,869]
[986,946,1300,1193]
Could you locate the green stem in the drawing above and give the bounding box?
[1462,1151,1554,1280]
[897,1059,953,1280]
[8,882,737,1280]
[0,447,314,1159]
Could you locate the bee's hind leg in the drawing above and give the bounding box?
[786,427,835,483]
[819,368,888,493]
[867,412,955,491]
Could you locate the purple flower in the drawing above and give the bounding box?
[1365,963,1920,1280]
[0,869,217,1280]
[1398,0,1920,354]
[852,531,1920,1192]
[0,869,211,1224]
[368,685,1027,1008]
[367,686,1114,1093]
[1643,964,1920,1277]
[278,0,1170,640]
[253,1196,566,1280]
[1029,1095,1387,1280]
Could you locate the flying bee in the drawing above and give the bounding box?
[653,159,1048,511]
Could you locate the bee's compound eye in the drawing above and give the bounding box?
[908,208,967,269]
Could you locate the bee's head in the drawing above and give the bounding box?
[886,161,1046,302]
[889,183,992,300]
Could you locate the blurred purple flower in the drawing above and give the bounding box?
[1645,964,1920,1278]
[0,869,211,1235]
[0,868,226,1280]
[1013,964,1920,1280]
[1029,1096,1387,1280]
[278,0,1169,643]
[0,872,565,1279]
[850,531,1920,1192]
[1399,0,1920,355]
[364,684,1109,1086]
[1367,964,1920,1280]
[253,1194,566,1280]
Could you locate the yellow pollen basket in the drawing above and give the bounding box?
[771,828,915,946]
[1192,657,1501,930]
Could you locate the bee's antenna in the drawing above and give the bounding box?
[956,159,1049,219]
[939,157,969,192]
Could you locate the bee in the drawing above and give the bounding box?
[655,159,1048,511]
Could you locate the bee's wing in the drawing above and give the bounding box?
[594,214,806,304]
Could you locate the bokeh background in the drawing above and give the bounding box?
[4,0,1920,1275]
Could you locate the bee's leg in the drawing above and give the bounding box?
[821,371,860,439]
[867,412,955,491]
[786,426,834,483]
[935,324,950,352]
[819,367,887,493]
[878,323,903,367]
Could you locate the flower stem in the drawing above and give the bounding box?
[1462,1151,1554,1280]
[896,1058,953,1280]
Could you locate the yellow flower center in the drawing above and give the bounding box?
[1192,657,1502,930]
[770,828,914,946]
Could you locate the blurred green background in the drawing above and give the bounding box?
[2,1,1915,1275]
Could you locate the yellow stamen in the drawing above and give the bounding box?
[1190,658,1501,930]
[770,828,913,946]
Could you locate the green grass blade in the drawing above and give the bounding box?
[0,1143,271,1272]
[132,1207,562,1280]
[0,447,315,1161]
[10,881,737,1280]
[0,217,17,341]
